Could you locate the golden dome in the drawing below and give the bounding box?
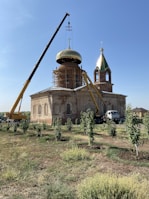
[56,48,82,64]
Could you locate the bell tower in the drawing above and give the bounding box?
[53,48,83,89]
[94,48,113,92]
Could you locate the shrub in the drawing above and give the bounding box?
[46,180,75,199]
[61,147,90,162]
[77,173,149,199]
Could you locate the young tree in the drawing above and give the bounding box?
[106,119,116,137]
[6,123,10,131]
[65,118,73,131]
[125,105,141,157]
[80,111,87,134]
[75,118,79,125]
[86,109,95,146]
[80,109,95,146]
[143,112,149,136]
[21,120,29,133]
[36,125,42,137]
[54,117,62,141]
[0,124,2,131]
[42,123,47,130]
[13,123,18,133]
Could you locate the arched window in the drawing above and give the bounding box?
[105,70,111,82]
[66,103,71,114]
[44,103,48,115]
[95,69,99,82]
[106,71,109,81]
[38,104,42,115]
[96,72,99,81]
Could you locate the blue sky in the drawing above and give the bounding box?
[0,0,149,112]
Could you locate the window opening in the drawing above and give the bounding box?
[66,103,71,114]
[38,104,42,115]
[44,103,48,115]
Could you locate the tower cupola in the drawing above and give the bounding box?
[53,48,83,89]
[56,48,82,64]
[94,48,113,92]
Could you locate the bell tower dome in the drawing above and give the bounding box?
[94,48,113,92]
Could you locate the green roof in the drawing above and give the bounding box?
[96,48,110,71]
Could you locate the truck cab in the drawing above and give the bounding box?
[104,110,120,123]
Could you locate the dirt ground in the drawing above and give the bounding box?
[0,126,149,198]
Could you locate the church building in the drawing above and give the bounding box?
[30,47,126,124]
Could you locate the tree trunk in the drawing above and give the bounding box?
[134,144,139,157]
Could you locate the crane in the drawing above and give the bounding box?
[6,13,70,121]
[82,71,105,122]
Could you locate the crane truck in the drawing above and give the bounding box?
[6,13,69,121]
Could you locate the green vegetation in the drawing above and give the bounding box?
[106,119,117,137]
[61,147,90,161]
[21,119,29,133]
[46,180,75,199]
[65,117,73,131]
[77,173,149,199]
[143,112,149,136]
[125,105,141,157]
[53,117,62,141]
[80,109,95,146]
[0,114,149,198]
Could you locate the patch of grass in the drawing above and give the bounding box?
[46,180,76,199]
[77,173,149,199]
[61,147,91,162]
[1,167,20,181]
[11,194,26,199]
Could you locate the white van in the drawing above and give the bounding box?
[105,110,120,123]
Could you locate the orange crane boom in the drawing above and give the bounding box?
[82,71,104,116]
[6,13,70,121]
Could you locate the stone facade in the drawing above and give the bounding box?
[30,48,126,124]
[30,86,126,124]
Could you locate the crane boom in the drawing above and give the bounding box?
[82,71,104,116]
[7,13,69,120]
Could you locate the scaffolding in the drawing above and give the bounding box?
[53,63,83,89]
